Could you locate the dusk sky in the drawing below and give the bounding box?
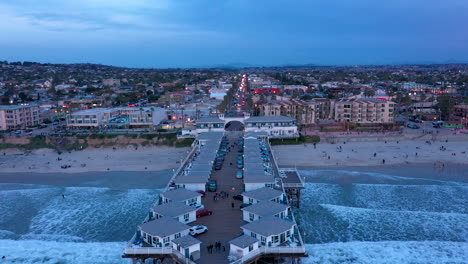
[1,0,467,68]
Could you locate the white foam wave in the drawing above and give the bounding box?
[302,183,468,213]
[0,239,129,264]
[304,241,468,264]
[28,187,159,241]
[299,169,465,186]
[298,204,468,243]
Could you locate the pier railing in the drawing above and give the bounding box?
[230,245,307,264]
[124,247,196,264]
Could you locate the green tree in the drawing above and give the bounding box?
[436,95,454,120]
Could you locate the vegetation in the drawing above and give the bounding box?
[175,138,195,148]
[269,135,320,145]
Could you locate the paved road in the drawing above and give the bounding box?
[193,131,245,264]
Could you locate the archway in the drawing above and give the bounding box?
[225,120,244,131]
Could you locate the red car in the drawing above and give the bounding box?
[196,209,213,217]
[196,190,206,196]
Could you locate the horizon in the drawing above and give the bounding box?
[1,0,467,68]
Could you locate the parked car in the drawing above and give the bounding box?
[207,180,217,192]
[407,123,420,129]
[196,209,213,217]
[233,194,243,201]
[237,162,243,169]
[189,225,208,236]
[196,190,206,197]
[236,170,243,179]
[214,162,222,170]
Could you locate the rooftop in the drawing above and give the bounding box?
[242,201,289,217]
[172,235,201,248]
[152,202,196,217]
[241,217,295,237]
[161,189,201,202]
[244,116,295,123]
[197,117,224,124]
[229,235,259,249]
[242,187,283,201]
[139,219,190,237]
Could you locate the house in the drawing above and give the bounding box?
[241,201,290,222]
[174,175,210,192]
[242,187,284,205]
[243,168,275,192]
[229,235,260,259]
[151,202,197,224]
[172,235,202,261]
[161,189,202,208]
[139,219,191,247]
[241,217,296,247]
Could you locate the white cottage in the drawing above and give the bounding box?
[172,235,202,261]
[161,188,202,208]
[241,217,295,247]
[139,219,191,247]
[229,235,260,259]
[241,201,290,222]
[242,187,284,205]
[151,202,197,224]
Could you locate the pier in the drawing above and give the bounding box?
[122,129,307,264]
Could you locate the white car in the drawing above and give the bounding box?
[236,170,243,179]
[190,225,208,236]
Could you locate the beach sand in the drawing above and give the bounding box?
[0,146,190,173]
[272,139,468,168]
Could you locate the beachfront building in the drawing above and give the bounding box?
[0,104,42,131]
[172,235,202,261]
[151,202,197,224]
[160,189,202,208]
[139,218,191,247]
[241,217,296,247]
[260,99,317,126]
[242,187,284,205]
[174,132,223,192]
[241,201,290,222]
[229,235,260,259]
[183,114,298,138]
[66,107,166,128]
[333,98,396,123]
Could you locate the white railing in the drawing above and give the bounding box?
[230,245,306,264]
[163,143,199,192]
[282,182,305,188]
[124,246,173,255]
[124,247,196,264]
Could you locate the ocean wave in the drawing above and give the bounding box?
[304,241,468,264]
[28,187,159,241]
[296,204,468,243]
[299,169,466,185]
[302,183,468,214]
[0,239,128,264]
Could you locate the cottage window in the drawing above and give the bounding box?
[163,237,170,243]
[184,213,189,221]
[260,236,266,245]
[251,233,257,239]
[249,245,253,252]
[174,233,181,239]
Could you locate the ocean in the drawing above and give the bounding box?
[0,167,467,263]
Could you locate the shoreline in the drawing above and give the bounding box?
[0,146,189,174]
[272,139,467,169]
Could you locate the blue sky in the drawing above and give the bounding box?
[0,0,467,68]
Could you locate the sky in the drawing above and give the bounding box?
[0,0,467,68]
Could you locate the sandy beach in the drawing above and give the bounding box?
[0,146,190,173]
[272,139,468,168]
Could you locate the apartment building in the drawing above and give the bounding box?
[333,98,396,123]
[66,107,167,128]
[0,104,42,131]
[260,99,316,126]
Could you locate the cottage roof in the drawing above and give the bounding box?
[139,219,190,237]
